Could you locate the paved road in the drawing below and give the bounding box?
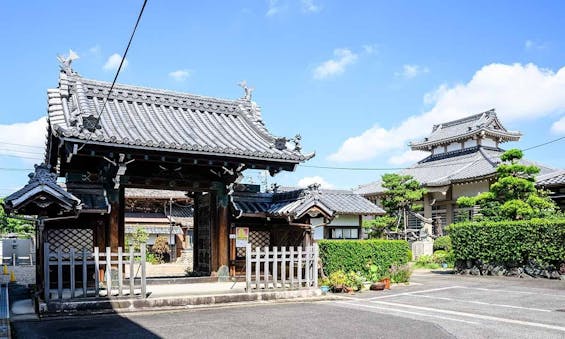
[12,271,565,339]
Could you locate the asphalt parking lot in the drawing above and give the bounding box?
[12,270,565,339]
[332,270,565,338]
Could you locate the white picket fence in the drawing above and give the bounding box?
[43,244,147,301]
[245,244,319,291]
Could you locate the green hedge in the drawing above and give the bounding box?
[318,239,410,275]
[449,218,565,267]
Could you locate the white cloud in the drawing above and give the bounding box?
[525,39,547,51]
[313,48,358,79]
[0,117,47,162]
[362,44,377,55]
[329,63,565,162]
[103,53,128,71]
[301,0,321,13]
[168,69,191,82]
[297,176,335,189]
[266,0,282,16]
[388,150,428,165]
[395,64,429,79]
[89,45,101,55]
[551,116,565,134]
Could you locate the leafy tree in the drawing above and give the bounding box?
[0,198,33,237]
[362,216,396,238]
[457,149,557,221]
[125,225,149,252]
[151,235,170,263]
[363,174,426,236]
[380,173,427,216]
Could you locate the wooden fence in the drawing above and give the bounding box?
[245,244,318,291]
[43,244,147,301]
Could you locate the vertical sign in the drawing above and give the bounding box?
[235,227,249,248]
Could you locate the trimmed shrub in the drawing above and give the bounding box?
[433,236,452,252]
[318,239,410,276]
[449,218,565,268]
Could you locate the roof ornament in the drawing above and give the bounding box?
[57,49,79,75]
[273,135,302,151]
[29,164,57,184]
[237,80,254,101]
[301,183,322,200]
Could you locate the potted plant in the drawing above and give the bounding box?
[367,264,385,291]
[329,270,347,293]
[319,277,331,295]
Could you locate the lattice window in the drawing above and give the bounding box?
[236,230,270,258]
[47,228,94,253]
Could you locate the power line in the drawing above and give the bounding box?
[0,154,42,160]
[0,168,33,172]
[0,141,44,149]
[80,0,148,149]
[0,148,44,156]
[299,136,565,172]
[523,135,565,151]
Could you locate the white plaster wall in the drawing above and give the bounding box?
[432,147,445,155]
[446,142,461,152]
[464,139,477,148]
[326,215,359,227]
[481,138,497,148]
[452,181,490,199]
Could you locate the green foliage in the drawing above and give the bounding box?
[448,219,565,267]
[433,236,452,252]
[318,239,410,277]
[366,264,383,283]
[125,226,148,252]
[413,255,441,269]
[389,264,412,283]
[328,270,347,288]
[146,252,159,265]
[456,149,557,221]
[151,236,170,263]
[362,216,396,238]
[345,271,365,291]
[380,174,427,216]
[0,199,34,237]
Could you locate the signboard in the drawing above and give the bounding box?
[235,227,249,248]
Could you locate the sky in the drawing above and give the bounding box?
[1,0,565,196]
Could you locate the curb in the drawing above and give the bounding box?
[40,289,332,317]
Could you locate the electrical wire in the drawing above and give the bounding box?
[79,0,148,150]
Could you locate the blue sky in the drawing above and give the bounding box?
[1,0,565,195]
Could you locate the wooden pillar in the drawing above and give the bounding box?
[210,182,229,272]
[217,202,229,268]
[192,193,199,271]
[107,187,124,251]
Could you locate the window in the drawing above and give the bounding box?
[331,228,359,239]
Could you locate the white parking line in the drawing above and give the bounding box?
[464,287,565,298]
[364,300,565,332]
[410,294,552,312]
[337,301,479,325]
[367,286,462,300]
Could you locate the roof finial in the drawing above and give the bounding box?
[57,49,79,75]
[237,80,254,101]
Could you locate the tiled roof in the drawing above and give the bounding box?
[231,185,384,219]
[125,188,189,200]
[3,164,80,215]
[410,110,521,150]
[125,225,183,235]
[536,170,565,187]
[354,147,556,195]
[48,70,313,163]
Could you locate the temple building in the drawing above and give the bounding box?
[355,109,557,228]
[2,56,316,290]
